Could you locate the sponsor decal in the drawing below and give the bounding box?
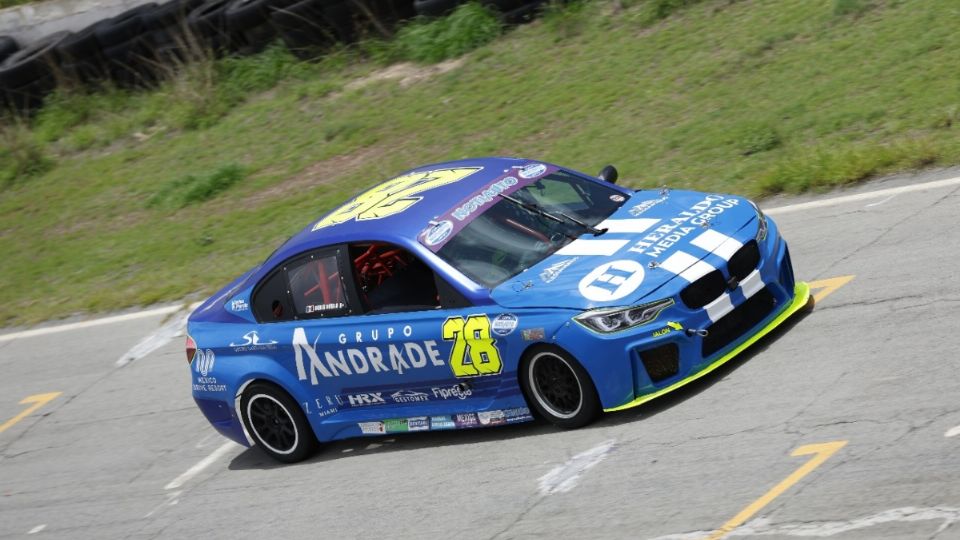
[422,220,454,246]
[627,195,741,258]
[609,194,625,203]
[194,349,215,376]
[230,331,278,352]
[432,384,473,400]
[491,313,519,336]
[343,392,386,407]
[316,407,338,417]
[451,177,518,221]
[338,325,414,344]
[384,418,408,433]
[521,328,545,341]
[358,421,385,434]
[292,328,445,385]
[454,413,479,428]
[443,315,504,378]
[540,257,577,284]
[502,407,533,424]
[579,260,646,302]
[312,167,482,230]
[192,349,226,392]
[305,302,345,314]
[229,298,249,312]
[628,196,668,216]
[391,390,430,403]
[652,321,683,338]
[407,416,430,431]
[518,163,547,179]
[478,410,506,426]
[430,415,456,430]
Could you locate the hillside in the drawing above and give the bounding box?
[1,0,958,325]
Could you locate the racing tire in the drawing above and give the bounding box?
[95,4,157,49]
[240,382,318,463]
[0,35,20,64]
[520,346,601,429]
[0,31,70,90]
[413,0,464,17]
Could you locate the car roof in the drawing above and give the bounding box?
[269,157,547,262]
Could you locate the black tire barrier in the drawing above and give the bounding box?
[188,0,237,53]
[413,0,465,17]
[225,0,293,31]
[56,21,107,62]
[501,0,547,24]
[482,0,528,12]
[270,0,337,58]
[0,36,19,65]
[1,75,55,112]
[0,31,70,91]
[95,3,158,49]
[144,0,205,30]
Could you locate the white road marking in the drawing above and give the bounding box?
[0,302,201,343]
[115,310,190,366]
[647,506,960,539]
[27,525,46,534]
[538,440,615,496]
[164,441,239,491]
[764,175,960,215]
[945,425,960,438]
[865,194,897,208]
[144,491,182,518]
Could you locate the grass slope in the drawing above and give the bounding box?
[2,0,959,325]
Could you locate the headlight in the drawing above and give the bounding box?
[749,200,768,242]
[574,298,675,333]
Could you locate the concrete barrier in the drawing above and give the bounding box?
[0,0,158,44]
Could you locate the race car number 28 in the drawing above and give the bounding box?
[442,315,503,378]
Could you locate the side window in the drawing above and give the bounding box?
[252,268,295,323]
[287,252,349,318]
[251,248,352,323]
[349,243,470,314]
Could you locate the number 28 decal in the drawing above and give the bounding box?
[442,315,503,378]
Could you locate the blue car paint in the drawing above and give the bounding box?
[186,157,798,448]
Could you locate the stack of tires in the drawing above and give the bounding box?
[0,31,69,111]
[1,0,551,114]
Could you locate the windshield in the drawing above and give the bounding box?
[436,170,625,287]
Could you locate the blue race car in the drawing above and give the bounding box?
[186,158,810,462]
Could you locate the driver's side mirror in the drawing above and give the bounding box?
[598,165,618,184]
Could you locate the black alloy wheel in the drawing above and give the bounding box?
[521,347,600,429]
[240,382,318,462]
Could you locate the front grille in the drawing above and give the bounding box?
[728,240,760,281]
[680,270,726,308]
[681,240,760,308]
[640,344,680,383]
[702,287,776,357]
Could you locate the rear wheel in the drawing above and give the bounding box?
[521,347,600,429]
[240,382,318,463]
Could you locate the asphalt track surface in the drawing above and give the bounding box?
[2,168,960,539]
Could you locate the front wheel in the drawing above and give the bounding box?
[520,347,601,429]
[240,382,318,463]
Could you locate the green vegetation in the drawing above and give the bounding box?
[147,164,248,209]
[0,0,32,9]
[389,2,503,63]
[2,0,960,325]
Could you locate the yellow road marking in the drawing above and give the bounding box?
[0,392,62,434]
[705,440,847,540]
[807,275,855,303]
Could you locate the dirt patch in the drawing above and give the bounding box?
[344,58,465,92]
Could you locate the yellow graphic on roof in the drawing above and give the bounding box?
[312,167,482,231]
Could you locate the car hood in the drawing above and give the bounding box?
[490,189,758,310]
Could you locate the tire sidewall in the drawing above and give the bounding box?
[520,346,601,429]
[240,382,318,463]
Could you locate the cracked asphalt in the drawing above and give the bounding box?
[2,168,959,539]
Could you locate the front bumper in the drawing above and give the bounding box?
[553,220,807,410]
